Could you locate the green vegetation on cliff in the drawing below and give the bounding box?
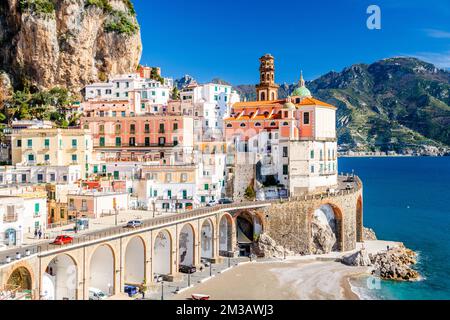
[19,0,55,15]
[1,87,79,128]
[85,0,113,13]
[104,10,139,35]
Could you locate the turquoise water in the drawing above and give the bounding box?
[339,157,450,300]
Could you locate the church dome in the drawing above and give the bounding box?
[292,86,311,97]
[283,96,296,109]
[292,70,312,97]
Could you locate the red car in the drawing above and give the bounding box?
[52,235,73,245]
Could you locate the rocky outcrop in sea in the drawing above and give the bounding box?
[363,227,377,241]
[342,243,420,281]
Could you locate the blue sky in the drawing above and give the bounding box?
[133,0,450,84]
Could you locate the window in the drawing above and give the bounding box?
[165,173,172,182]
[69,199,75,210]
[173,122,178,131]
[283,122,289,126]
[60,209,65,219]
[270,121,276,126]
[44,139,50,148]
[27,139,32,148]
[240,123,246,127]
[99,137,105,147]
[72,139,77,148]
[254,122,261,127]
[181,173,187,182]
[129,137,135,146]
[145,137,150,146]
[34,203,40,215]
[283,165,289,175]
[99,124,104,134]
[115,137,121,147]
[37,174,43,183]
[81,199,87,211]
[159,123,165,133]
[45,154,50,161]
[130,124,135,134]
[121,111,126,117]
[28,154,35,161]
[72,154,77,163]
[226,123,232,128]
[115,124,121,134]
[283,146,288,157]
[151,91,156,96]
[310,150,314,159]
[182,190,187,199]
[173,136,178,146]
[145,124,150,133]
[114,171,119,180]
[158,137,165,146]
[167,190,172,198]
[303,112,310,125]
[311,165,315,173]
[112,111,117,117]
[17,139,22,147]
[204,184,209,190]
[50,173,55,182]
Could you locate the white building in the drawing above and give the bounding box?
[0,196,25,247]
[180,83,240,132]
[84,73,172,104]
[0,165,82,185]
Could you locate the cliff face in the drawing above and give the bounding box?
[0,0,142,92]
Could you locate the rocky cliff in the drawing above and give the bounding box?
[0,0,142,93]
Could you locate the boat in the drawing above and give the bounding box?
[191,293,210,300]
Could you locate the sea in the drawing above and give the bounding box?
[339,156,450,300]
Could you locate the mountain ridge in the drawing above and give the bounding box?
[175,57,449,154]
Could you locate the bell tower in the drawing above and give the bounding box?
[256,54,279,101]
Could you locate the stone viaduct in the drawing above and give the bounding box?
[0,178,363,300]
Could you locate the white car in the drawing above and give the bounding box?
[206,200,217,207]
[89,287,108,300]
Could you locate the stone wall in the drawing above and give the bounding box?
[262,188,363,254]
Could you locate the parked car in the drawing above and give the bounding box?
[179,265,196,274]
[124,285,139,297]
[206,200,217,207]
[125,220,143,228]
[89,287,108,300]
[218,198,232,204]
[51,235,73,245]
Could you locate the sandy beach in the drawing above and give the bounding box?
[173,258,369,300]
[173,241,400,300]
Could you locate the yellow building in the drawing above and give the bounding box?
[11,128,93,178]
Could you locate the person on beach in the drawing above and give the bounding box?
[38,229,42,239]
[34,229,38,239]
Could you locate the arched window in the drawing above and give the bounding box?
[226,123,232,128]
[254,122,261,127]
[270,121,276,126]
[271,92,275,100]
[266,74,270,81]
[263,111,269,117]
[283,122,289,126]
[240,123,246,127]
[260,92,266,101]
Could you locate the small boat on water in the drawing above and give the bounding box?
[191,293,210,300]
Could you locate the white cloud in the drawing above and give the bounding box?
[424,28,450,39]
[412,51,450,69]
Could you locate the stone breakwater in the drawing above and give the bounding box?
[342,243,420,281]
[369,244,420,281]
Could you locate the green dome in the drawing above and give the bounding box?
[292,86,311,97]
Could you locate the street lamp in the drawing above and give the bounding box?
[209,262,212,276]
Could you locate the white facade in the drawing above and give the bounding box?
[132,179,196,212]
[0,197,25,247]
[0,165,82,185]
[196,148,226,203]
[180,83,240,131]
[84,73,172,105]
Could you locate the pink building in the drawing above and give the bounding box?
[81,98,195,164]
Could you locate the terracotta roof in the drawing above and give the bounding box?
[233,100,284,107]
[297,97,336,109]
